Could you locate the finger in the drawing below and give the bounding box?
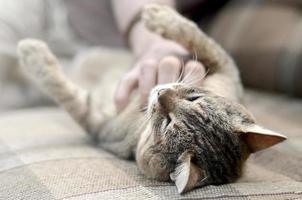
[114,70,139,112]
[183,60,206,86]
[157,56,182,84]
[139,59,158,107]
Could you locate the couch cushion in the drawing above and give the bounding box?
[0,90,302,199]
[209,0,302,97]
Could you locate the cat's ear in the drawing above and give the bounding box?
[239,124,287,153]
[170,151,207,194]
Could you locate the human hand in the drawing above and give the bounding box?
[114,38,206,112]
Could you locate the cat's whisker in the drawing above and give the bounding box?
[140,105,149,112]
[186,71,204,84]
[193,48,198,62]
[145,112,153,121]
[184,61,210,86]
[183,51,199,83]
[141,114,152,130]
[182,60,198,84]
[181,66,194,83]
[140,105,154,121]
[178,51,198,84]
[176,59,185,83]
[185,71,208,86]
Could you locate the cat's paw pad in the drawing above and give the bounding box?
[17,39,58,76]
[142,4,175,35]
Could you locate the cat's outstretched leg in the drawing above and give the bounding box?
[18,39,140,158]
[17,39,104,136]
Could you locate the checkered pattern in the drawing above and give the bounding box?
[1,90,302,200]
[1,1,302,199]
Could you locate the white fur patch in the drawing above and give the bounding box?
[147,83,181,114]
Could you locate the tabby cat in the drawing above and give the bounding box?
[17,5,286,194]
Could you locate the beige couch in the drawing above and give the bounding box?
[1,0,302,199]
[1,90,301,200]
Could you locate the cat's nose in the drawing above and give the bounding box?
[157,88,166,96]
[158,88,175,112]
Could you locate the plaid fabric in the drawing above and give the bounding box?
[207,0,302,97]
[1,90,302,200]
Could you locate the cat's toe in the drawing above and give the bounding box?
[18,39,48,58]
[142,4,173,35]
[17,39,58,76]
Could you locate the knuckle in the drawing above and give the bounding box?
[140,91,150,101]
[139,59,158,75]
[114,93,124,105]
[120,78,128,85]
[186,61,205,72]
[122,74,135,83]
[159,56,181,70]
[139,87,151,98]
[160,56,180,66]
[140,59,157,70]
[141,89,150,96]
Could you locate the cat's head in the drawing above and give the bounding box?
[136,83,286,194]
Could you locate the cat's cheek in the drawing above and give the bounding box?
[136,126,154,167]
[136,147,170,181]
[137,125,154,157]
[136,127,170,181]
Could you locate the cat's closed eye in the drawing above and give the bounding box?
[186,95,201,102]
[161,114,172,132]
[165,114,172,128]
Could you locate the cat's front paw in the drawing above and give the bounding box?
[17,39,59,77]
[142,4,176,35]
